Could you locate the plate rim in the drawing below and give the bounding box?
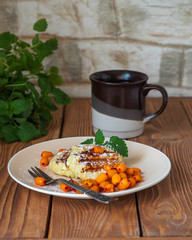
[7,136,171,199]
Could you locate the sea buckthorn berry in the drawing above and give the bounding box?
[96,173,108,184]
[117,178,130,190]
[111,173,121,185]
[129,177,136,187]
[126,168,141,175]
[133,174,142,182]
[99,181,110,191]
[41,151,53,158]
[117,163,127,173]
[103,165,112,172]
[60,183,71,192]
[105,183,115,193]
[40,157,49,166]
[87,179,98,186]
[107,169,118,178]
[58,149,67,152]
[79,179,93,188]
[93,146,104,154]
[34,177,46,186]
[113,164,119,169]
[90,185,100,192]
[119,172,127,179]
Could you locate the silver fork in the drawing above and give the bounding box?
[28,166,118,204]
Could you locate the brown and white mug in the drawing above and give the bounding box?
[89,70,168,138]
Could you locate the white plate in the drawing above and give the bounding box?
[8,137,171,199]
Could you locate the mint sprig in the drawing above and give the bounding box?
[0,18,72,143]
[81,129,128,157]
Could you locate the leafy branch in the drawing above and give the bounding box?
[81,129,128,157]
[0,19,72,143]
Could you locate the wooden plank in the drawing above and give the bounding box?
[49,195,139,238]
[49,98,140,238]
[2,236,192,240]
[62,98,93,137]
[0,106,63,238]
[134,98,192,236]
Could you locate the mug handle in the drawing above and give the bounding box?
[143,84,168,123]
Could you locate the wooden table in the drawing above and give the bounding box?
[1,98,192,240]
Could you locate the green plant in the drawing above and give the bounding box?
[0,19,72,143]
[81,129,128,157]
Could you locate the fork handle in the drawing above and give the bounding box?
[58,179,118,203]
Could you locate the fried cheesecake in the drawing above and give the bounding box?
[49,144,124,180]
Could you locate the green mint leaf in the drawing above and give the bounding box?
[32,34,40,45]
[0,32,18,49]
[0,124,19,143]
[18,121,41,142]
[33,18,48,32]
[95,129,105,145]
[0,116,9,124]
[34,38,58,61]
[38,77,52,95]
[50,66,59,74]
[0,50,6,58]
[42,96,58,111]
[108,136,128,157]
[53,88,72,105]
[0,99,9,112]
[49,66,63,85]
[26,82,40,105]
[81,138,94,144]
[38,108,52,123]
[38,118,48,135]
[10,98,33,116]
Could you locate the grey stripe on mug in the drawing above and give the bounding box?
[92,95,143,120]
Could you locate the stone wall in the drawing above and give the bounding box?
[1,0,192,97]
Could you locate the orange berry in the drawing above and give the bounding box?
[111,173,121,185]
[34,177,46,186]
[99,181,110,191]
[60,182,71,192]
[40,157,49,166]
[79,179,94,188]
[96,173,108,184]
[133,174,142,182]
[126,168,141,175]
[107,169,118,178]
[119,172,127,179]
[129,177,136,187]
[87,179,98,186]
[90,185,100,192]
[117,178,130,190]
[117,163,127,173]
[41,151,53,158]
[93,146,104,154]
[58,149,67,152]
[113,164,119,169]
[105,183,115,192]
[103,165,112,172]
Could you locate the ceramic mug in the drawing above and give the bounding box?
[89,70,168,138]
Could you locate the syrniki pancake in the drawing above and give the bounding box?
[49,149,75,177]
[49,144,124,180]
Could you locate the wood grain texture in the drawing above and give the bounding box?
[134,98,192,236]
[49,195,139,238]
[0,106,63,238]
[1,237,192,240]
[61,98,93,137]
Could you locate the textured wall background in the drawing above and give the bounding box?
[1,0,192,97]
